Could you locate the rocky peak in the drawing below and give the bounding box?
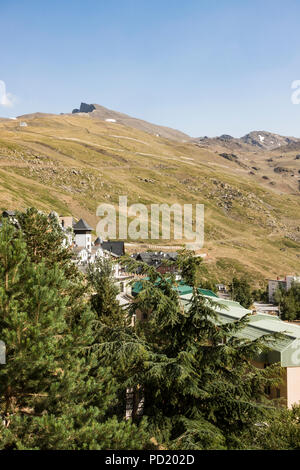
[240,131,300,150]
[72,103,96,114]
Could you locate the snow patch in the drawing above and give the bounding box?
[105,118,116,123]
[258,134,265,142]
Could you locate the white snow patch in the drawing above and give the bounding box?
[258,134,265,142]
[105,118,116,123]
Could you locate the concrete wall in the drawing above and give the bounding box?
[253,362,300,408]
[59,216,73,229]
[287,367,300,408]
[253,360,287,406]
[75,233,91,250]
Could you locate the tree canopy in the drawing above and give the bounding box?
[275,283,300,321]
[229,277,253,309]
[0,210,299,449]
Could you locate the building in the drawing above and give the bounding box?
[59,215,74,230]
[268,275,300,303]
[132,251,179,274]
[73,218,92,251]
[132,278,300,409]
[1,210,19,229]
[101,241,125,257]
[180,292,300,408]
[216,283,230,299]
[72,246,89,264]
[253,302,280,316]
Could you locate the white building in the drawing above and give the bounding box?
[73,218,92,251]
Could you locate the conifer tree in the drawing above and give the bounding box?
[275,283,300,321]
[14,207,90,327]
[87,256,126,328]
[0,221,150,449]
[104,256,282,449]
[229,277,253,308]
[16,208,73,272]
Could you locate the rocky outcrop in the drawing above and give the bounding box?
[72,103,96,114]
[218,134,234,141]
[274,166,290,174]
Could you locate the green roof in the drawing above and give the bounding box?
[132,278,300,367]
[132,278,218,298]
[179,292,300,367]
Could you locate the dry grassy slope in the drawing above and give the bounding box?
[87,104,190,142]
[0,113,299,286]
[194,134,300,195]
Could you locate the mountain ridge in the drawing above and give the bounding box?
[194,130,300,152]
[14,102,300,151]
[69,102,190,142]
[0,107,299,285]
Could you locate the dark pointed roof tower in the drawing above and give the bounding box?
[73,218,93,232]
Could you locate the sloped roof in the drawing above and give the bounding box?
[135,251,178,265]
[73,218,93,231]
[2,210,16,217]
[132,278,218,299]
[180,294,300,367]
[101,241,124,257]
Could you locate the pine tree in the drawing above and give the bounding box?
[177,249,203,286]
[243,405,300,450]
[275,283,300,321]
[102,256,283,449]
[16,208,73,270]
[87,256,127,328]
[229,277,253,308]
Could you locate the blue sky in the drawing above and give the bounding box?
[1,0,300,137]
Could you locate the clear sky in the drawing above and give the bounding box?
[1,0,300,137]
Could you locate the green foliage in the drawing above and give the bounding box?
[1,210,299,450]
[87,256,127,328]
[0,220,149,449]
[229,277,253,308]
[275,283,300,321]
[252,287,268,303]
[177,249,203,286]
[101,260,283,449]
[235,406,300,450]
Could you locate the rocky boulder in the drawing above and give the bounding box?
[72,103,96,114]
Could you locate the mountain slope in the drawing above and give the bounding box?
[193,131,300,195]
[194,130,300,151]
[70,102,190,142]
[0,111,299,285]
